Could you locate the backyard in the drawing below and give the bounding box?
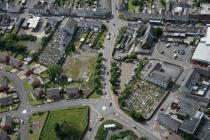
[40,107,89,140]
[29,112,48,140]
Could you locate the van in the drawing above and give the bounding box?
[166,43,170,48]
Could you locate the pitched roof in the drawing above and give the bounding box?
[0,95,13,106]
[157,113,181,132]
[1,115,12,127]
[46,88,60,98]
[0,130,10,140]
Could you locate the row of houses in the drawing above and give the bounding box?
[33,86,90,102]
[0,54,23,70]
[0,76,19,107]
[0,1,23,14]
[27,1,111,19]
[124,12,210,24]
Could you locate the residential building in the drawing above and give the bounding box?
[22,65,33,77]
[0,130,10,140]
[0,54,10,64]
[46,88,60,100]
[33,88,45,99]
[8,57,23,70]
[0,78,8,92]
[1,115,12,132]
[0,95,13,106]
[66,87,81,99]
[28,74,41,88]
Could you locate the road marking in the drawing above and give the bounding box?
[102,106,106,111]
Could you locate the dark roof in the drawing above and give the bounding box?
[33,88,44,97]
[150,70,172,83]
[0,77,8,88]
[46,88,60,98]
[157,113,181,132]
[0,130,10,140]
[1,115,12,127]
[66,87,80,97]
[95,8,111,16]
[0,95,13,106]
[179,115,203,134]
[9,57,23,69]
[0,2,8,11]
[98,0,111,10]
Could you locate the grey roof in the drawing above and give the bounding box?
[0,130,10,140]
[150,70,172,83]
[79,19,102,29]
[157,113,181,132]
[145,61,162,76]
[0,95,13,106]
[0,2,8,11]
[62,18,77,34]
[28,74,41,87]
[179,116,203,134]
[1,115,12,127]
[33,88,44,98]
[0,53,9,63]
[9,57,23,69]
[98,0,111,10]
[66,87,80,97]
[0,77,8,88]
[46,88,60,98]
[95,8,111,16]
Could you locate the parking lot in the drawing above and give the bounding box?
[157,42,194,63]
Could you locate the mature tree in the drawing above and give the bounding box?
[46,64,62,82]
[54,121,80,140]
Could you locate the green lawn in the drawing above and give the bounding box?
[88,91,102,99]
[29,112,48,140]
[95,120,123,140]
[0,103,19,113]
[40,107,89,140]
[28,92,43,106]
[23,80,43,106]
[128,0,139,12]
[23,80,33,90]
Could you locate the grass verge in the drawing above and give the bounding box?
[40,106,89,140]
[95,120,123,140]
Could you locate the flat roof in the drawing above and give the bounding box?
[192,38,210,64]
[28,17,40,28]
[192,27,210,64]
[206,27,210,45]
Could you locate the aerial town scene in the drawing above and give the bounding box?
[0,0,210,140]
